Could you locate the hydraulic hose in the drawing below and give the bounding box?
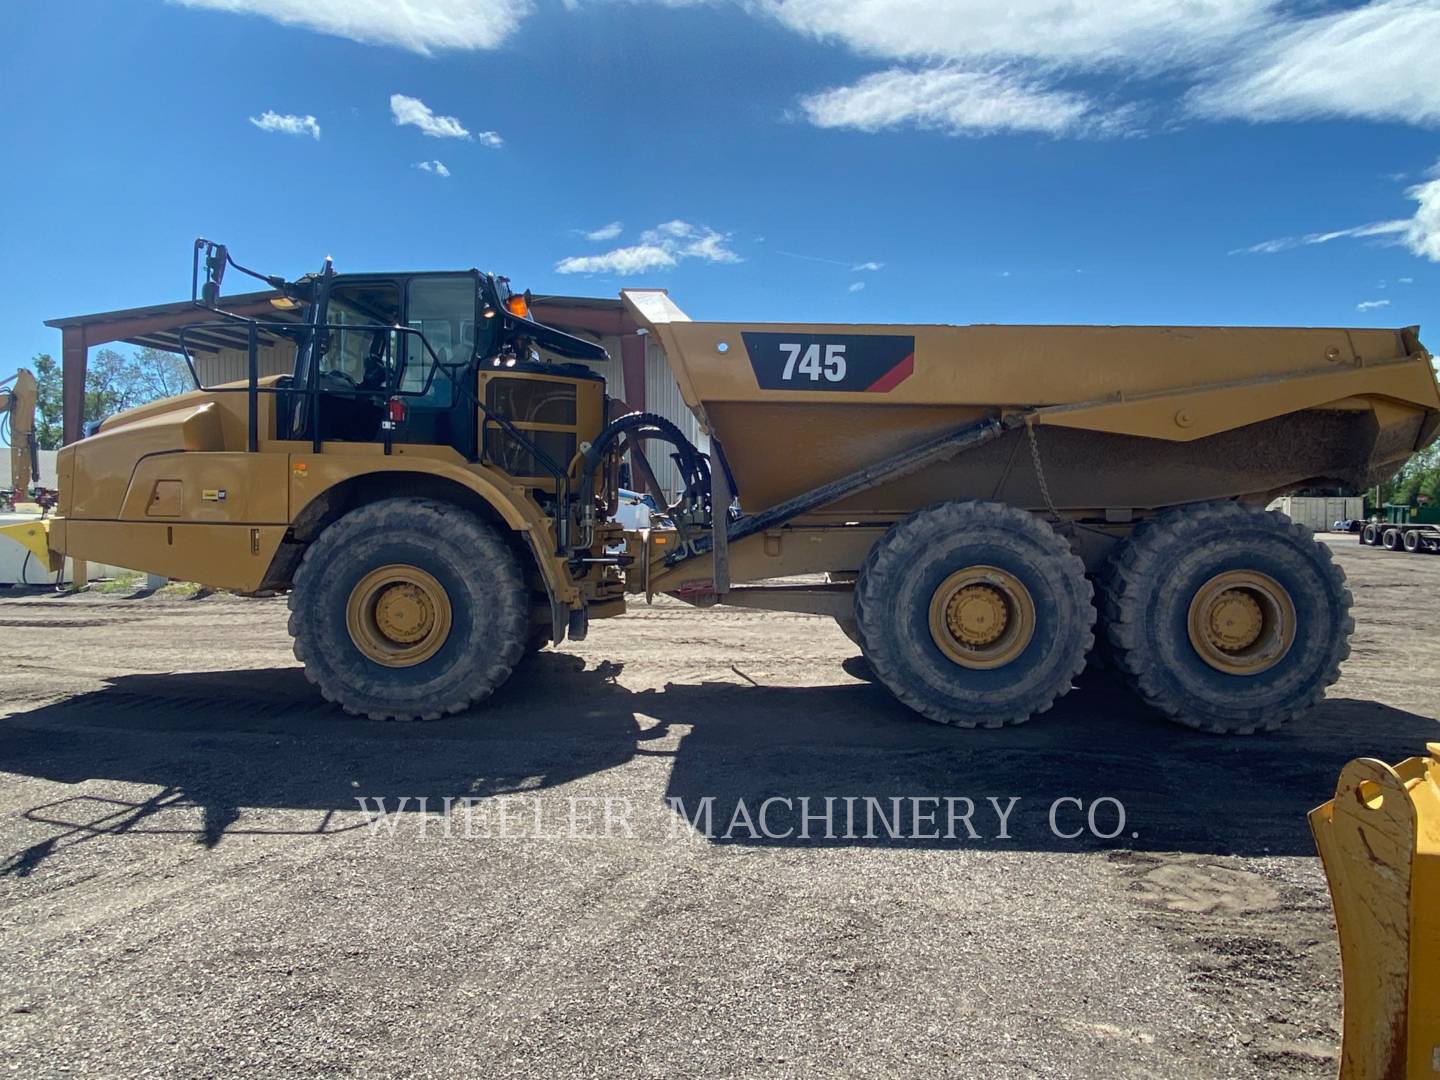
[579,411,709,544]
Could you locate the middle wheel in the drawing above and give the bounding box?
[854,500,1095,728]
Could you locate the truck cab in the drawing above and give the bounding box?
[49,244,661,691]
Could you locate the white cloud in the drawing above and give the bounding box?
[652,220,741,264]
[1357,300,1391,311]
[1400,276,1415,284]
[772,0,1440,141]
[585,222,624,242]
[848,281,866,292]
[174,0,528,55]
[852,261,883,271]
[248,110,320,139]
[1191,0,1440,126]
[798,67,1128,138]
[1231,220,1409,256]
[759,0,1275,71]
[1403,173,1440,261]
[556,220,739,275]
[1232,165,1440,263]
[475,130,504,148]
[414,160,451,177]
[390,94,472,139]
[555,245,677,275]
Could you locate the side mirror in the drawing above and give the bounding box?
[200,242,228,308]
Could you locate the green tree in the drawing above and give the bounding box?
[29,346,193,450]
[1381,441,1440,506]
[31,352,62,450]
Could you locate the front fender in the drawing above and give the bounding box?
[287,454,577,608]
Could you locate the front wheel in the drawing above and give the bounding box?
[288,497,530,720]
[854,500,1094,728]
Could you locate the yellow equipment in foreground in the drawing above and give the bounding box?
[0,517,51,562]
[1,368,38,508]
[1311,746,1440,1079]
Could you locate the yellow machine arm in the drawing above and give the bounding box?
[1,368,39,497]
[1311,745,1440,1079]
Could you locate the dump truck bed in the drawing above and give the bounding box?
[623,291,1440,517]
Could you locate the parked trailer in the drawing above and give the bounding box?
[39,243,1440,735]
[1361,520,1440,553]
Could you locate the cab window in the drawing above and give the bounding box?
[405,275,482,401]
[323,282,401,390]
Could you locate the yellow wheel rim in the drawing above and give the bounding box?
[1186,570,1296,676]
[346,564,453,668]
[928,566,1036,670]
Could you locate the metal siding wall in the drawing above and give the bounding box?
[1266,496,1365,531]
[645,337,705,500]
[195,343,294,387]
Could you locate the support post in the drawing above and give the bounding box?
[618,333,647,412]
[711,440,730,595]
[61,326,87,445]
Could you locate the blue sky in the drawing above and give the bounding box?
[3,0,1439,374]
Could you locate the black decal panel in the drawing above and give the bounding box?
[741,332,916,393]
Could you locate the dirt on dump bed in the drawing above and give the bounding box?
[0,538,1435,1079]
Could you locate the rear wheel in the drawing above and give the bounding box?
[854,500,1093,728]
[1382,528,1401,551]
[1360,523,1379,546]
[1403,529,1421,553]
[289,497,529,720]
[1098,502,1352,734]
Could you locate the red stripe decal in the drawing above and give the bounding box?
[865,352,914,393]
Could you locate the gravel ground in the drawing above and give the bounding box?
[0,537,1435,1079]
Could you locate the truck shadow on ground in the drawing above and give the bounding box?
[1,651,1436,872]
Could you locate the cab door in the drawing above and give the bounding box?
[398,273,487,457]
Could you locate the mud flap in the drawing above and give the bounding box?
[1309,744,1440,1079]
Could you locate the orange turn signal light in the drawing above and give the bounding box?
[505,295,529,318]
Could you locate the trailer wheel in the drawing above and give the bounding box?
[1402,529,1421,553]
[1381,528,1402,551]
[834,616,863,648]
[288,497,529,720]
[1360,523,1379,546]
[1097,502,1352,734]
[854,500,1093,728]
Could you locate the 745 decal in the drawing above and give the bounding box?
[741,332,915,393]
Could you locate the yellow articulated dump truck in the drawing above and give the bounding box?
[43,241,1440,729]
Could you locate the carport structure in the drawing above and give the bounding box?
[45,292,654,446]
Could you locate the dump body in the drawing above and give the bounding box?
[623,291,1440,522]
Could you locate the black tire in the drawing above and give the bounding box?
[1382,528,1402,551]
[1402,529,1421,553]
[1097,502,1352,734]
[1360,523,1379,546]
[834,616,863,648]
[288,497,529,720]
[854,500,1094,728]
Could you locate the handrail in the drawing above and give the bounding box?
[173,318,575,549]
